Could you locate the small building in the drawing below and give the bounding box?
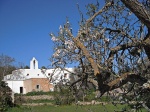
[3,57,73,94]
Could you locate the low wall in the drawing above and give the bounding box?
[22,95,54,100]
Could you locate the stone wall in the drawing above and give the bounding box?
[22,95,54,100]
[15,95,54,104]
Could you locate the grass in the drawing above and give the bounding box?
[7,104,147,112]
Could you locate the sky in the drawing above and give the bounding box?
[0,0,104,68]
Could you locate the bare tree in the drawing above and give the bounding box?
[0,54,15,80]
[50,0,150,110]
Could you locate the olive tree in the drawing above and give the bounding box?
[50,0,150,110]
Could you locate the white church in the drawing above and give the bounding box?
[3,57,73,94]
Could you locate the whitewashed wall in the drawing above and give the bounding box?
[6,80,24,94]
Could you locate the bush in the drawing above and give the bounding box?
[14,95,27,105]
[25,91,55,96]
[0,81,14,112]
[53,84,75,105]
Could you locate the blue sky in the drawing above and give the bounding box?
[0,0,104,68]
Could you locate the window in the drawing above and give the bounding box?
[27,74,29,76]
[64,73,67,78]
[36,85,40,90]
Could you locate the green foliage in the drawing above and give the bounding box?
[14,94,26,105]
[41,66,47,69]
[0,54,16,111]
[24,91,55,96]
[0,81,14,112]
[83,90,95,101]
[99,96,112,102]
[53,87,74,105]
[24,65,30,69]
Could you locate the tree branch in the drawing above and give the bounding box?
[66,28,100,76]
[97,72,148,96]
[86,2,113,25]
[121,0,150,29]
[105,28,136,42]
[85,2,113,35]
[121,0,150,61]
[108,73,147,90]
[107,41,142,68]
[143,29,150,61]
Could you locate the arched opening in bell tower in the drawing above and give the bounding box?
[33,60,35,69]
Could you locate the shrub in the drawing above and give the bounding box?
[14,95,27,105]
[53,84,75,105]
[25,91,55,96]
[0,81,14,111]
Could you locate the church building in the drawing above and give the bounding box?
[3,57,73,94]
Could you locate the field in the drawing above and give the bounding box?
[7,104,147,112]
[7,92,148,112]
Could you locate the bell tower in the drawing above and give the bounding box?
[30,57,38,69]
